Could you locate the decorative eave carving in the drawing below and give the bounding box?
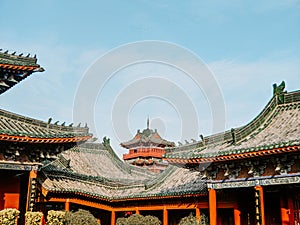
[207,174,300,189]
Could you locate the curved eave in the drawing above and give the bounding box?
[165,145,300,164]
[109,192,206,202]
[0,133,92,143]
[43,188,206,202]
[167,91,300,154]
[0,63,41,71]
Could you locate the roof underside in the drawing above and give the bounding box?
[0,50,44,95]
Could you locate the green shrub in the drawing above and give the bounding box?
[116,217,127,225]
[116,214,161,225]
[0,208,20,225]
[64,209,98,225]
[178,213,198,225]
[46,210,65,225]
[178,213,208,225]
[143,215,161,225]
[25,211,43,225]
[126,214,144,225]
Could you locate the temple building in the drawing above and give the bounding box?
[121,118,175,172]
[0,50,92,224]
[164,82,300,225]
[0,48,300,225]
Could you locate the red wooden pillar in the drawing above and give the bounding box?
[234,208,241,225]
[111,211,116,225]
[26,170,37,212]
[135,207,140,215]
[209,188,217,225]
[196,207,200,222]
[163,206,168,225]
[280,195,289,225]
[64,198,70,211]
[254,186,265,225]
[287,197,294,225]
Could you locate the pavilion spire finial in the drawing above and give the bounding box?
[147,116,150,129]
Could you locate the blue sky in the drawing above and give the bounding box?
[0,0,300,157]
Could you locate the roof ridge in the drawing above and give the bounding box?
[234,91,300,144]
[144,165,177,190]
[0,50,39,66]
[102,142,134,173]
[0,108,90,134]
[43,169,147,189]
[166,89,300,154]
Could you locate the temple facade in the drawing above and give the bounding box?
[0,50,92,224]
[0,49,299,225]
[39,85,300,225]
[121,118,175,172]
[165,83,300,225]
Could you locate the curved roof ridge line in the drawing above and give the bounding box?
[167,89,300,153]
[0,108,90,134]
[144,165,177,190]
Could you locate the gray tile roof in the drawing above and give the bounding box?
[120,128,174,148]
[0,108,91,139]
[41,143,206,200]
[0,50,40,67]
[165,90,300,160]
[0,50,44,95]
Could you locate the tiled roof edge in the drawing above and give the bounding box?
[0,108,90,134]
[166,90,300,155]
[0,51,39,67]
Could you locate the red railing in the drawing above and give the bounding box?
[123,148,166,160]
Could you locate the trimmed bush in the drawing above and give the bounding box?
[0,208,20,225]
[116,214,161,225]
[46,210,65,225]
[126,214,144,225]
[178,213,209,225]
[178,213,198,225]
[143,215,162,225]
[25,211,43,225]
[116,217,127,225]
[64,209,98,225]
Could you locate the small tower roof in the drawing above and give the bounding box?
[120,118,174,149]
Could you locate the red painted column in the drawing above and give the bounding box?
[254,186,265,225]
[280,195,289,225]
[65,198,70,211]
[135,207,140,215]
[234,208,241,225]
[26,170,37,212]
[111,211,116,225]
[287,197,294,225]
[209,188,217,225]
[163,206,168,225]
[196,207,200,222]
